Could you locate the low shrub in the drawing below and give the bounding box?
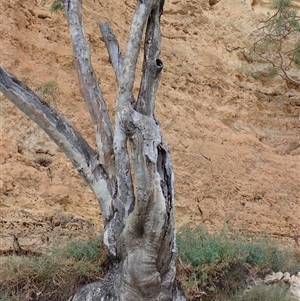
[177,226,299,300]
[0,236,107,301]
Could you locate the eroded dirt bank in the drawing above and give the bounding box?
[0,0,299,253]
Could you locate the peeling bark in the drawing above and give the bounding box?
[99,23,124,85]
[63,0,115,174]
[136,1,164,116]
[0,0,186,300]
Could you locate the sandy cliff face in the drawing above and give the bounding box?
[0,0,299,253]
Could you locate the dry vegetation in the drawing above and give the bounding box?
[0,236,108,301]
[1,228,299,301]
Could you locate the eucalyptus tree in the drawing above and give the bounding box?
[0,0,186,300]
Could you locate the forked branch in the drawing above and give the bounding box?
[120,0,157,100]
[0,66,115,218]
[98,24,136,218]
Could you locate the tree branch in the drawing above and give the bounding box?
[62,0,115,174]
[136,1,164,116]
[99,1,165,220]
[114,0,167,239]
[120,0,157,100]
[98,24,135,218]
[0,66,115,219]
[99,23,124,86]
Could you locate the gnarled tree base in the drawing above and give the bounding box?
[72,275,186,301]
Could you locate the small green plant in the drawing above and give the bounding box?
[51,0,63,12]
[251,0,300,87]
[36,81,59,106]
[0,293,11,301]
[177,227,236,272]
[37,81,58,97]
[250,72,260,80]
[49,237,102,261]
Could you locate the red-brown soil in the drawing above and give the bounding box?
[0,0,299,254]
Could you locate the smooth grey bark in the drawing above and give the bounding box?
[0,0,186,300]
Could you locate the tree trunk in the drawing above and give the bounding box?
[0,0,186,300]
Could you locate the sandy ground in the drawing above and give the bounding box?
[0,0,299,253]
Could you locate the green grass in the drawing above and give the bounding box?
[230,283,292,301]
[37,81,58,98]
[1,228,299,301]
[250,72,260,80]
[0,293,11,301]
[36,81,60,107]
[0,236,107,301]
[177,226,300,300]
[50,0,63,12]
